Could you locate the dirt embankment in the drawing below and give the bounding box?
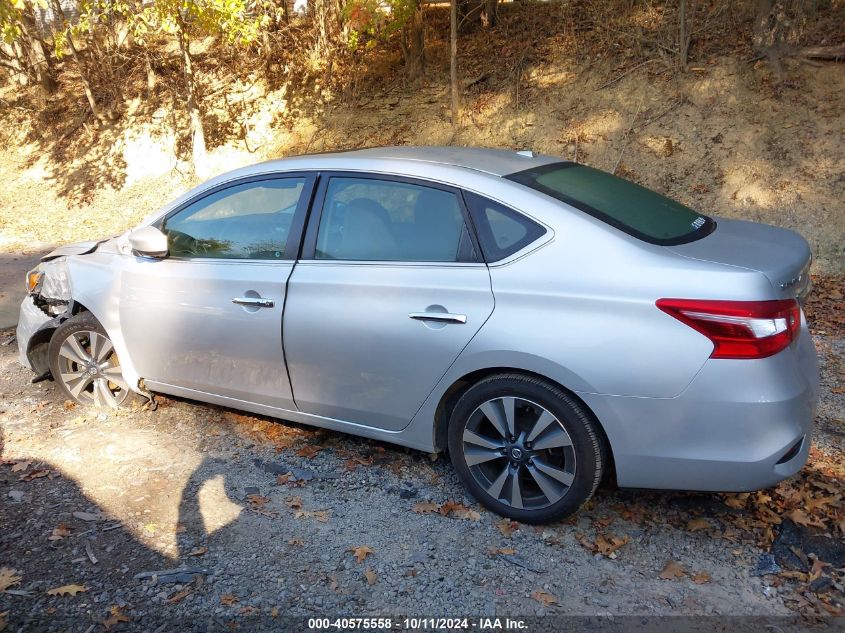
[0,5,842,273]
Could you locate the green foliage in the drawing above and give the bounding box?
[134,0,264,44]
[344,0,417,50]
[0,0,23,44]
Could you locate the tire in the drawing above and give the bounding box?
[447,373,606,524]
[48,312,138,408]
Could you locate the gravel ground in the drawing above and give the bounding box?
[0,326,843,631]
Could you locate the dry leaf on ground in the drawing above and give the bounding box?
[412,501,438,514]
[686,518,711,531]
[496,519,519,537]
[296,445,323,459]
[103,606,131,629]
[220,593,239,606]
[188,546,208,557]
[363,568,377,585]
[692,571,712,584]
[659,560,687,580]
[349,546,374,563]
[285,496,303,509]
[48,523,72,541]
[46,584,87,596]
[0,568,21,593]
[531,589,558,606]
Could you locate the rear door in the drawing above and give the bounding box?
[118,174,314,409]
[283,174,495,431]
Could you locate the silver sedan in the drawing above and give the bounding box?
[17,147,819,523]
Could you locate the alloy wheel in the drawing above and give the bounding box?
[461,396,577,510]
[55,330,129,408]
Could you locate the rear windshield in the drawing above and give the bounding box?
[506,163,714,245]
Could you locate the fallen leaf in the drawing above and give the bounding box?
[412,501,438,514]
[723,494,747,509]
[0,568,22,593]
[239,606,258,615]
[48,523,72,541]
[294,510,330,522]
[270,607,280,618]
[789,509,826,529]
[496,519,519,537]
[166,586,193,604]
[593,516,615,529]
[530,589,558,605]
[686,518,711,532]
[489,547,516,556]
[247,494,270,507]
[220,593,239,606]
[287,538,304,546]
[10,461,30,472]
[363,568,377,585]
[46,584,88,596]
[692,571,712,584]
[103,605,131,628]
[20,469,50,481]
[659,560,687,580]
[285,496,303,510]
[349,546,374,563]
[296,445,323,459]
[594,533,630,557]
[188,546,208,557]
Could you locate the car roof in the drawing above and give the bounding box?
[245,146,563,179]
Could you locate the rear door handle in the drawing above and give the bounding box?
[232,297,275,308]
[408,312,467,324]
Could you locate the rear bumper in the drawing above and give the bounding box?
[579,324,819,491]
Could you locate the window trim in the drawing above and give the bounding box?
[462,191,548,264]
[155,172,317,262]
[505,162,716,247]
[299,172,483,265]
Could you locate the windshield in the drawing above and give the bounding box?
[506,163,714,245]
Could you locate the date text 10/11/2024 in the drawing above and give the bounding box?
[307,618,528,630]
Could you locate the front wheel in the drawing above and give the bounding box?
[447,374,606,524]
[48,312,136,408]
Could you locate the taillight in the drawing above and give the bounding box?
[656,298,801,359]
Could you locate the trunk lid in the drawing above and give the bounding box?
[667,218,812,301]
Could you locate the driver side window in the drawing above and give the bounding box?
[163,178,306,259]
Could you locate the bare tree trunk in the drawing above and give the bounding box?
[450,0,459,126]
[50,0,102,120]
[481,0,498,28]
[400,0,425,79]
[678,0,689,71]
[176,24,206,175]
[20,2,58,95]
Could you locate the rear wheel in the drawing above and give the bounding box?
[447,374,605,523]
[48,313,135,408]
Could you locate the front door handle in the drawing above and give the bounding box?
[232,297,275,308]
[408,312,467,324]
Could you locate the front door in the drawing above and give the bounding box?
[118,174,314,409]
[284,175,495,431]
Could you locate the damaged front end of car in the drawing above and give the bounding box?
[16,241,103,379]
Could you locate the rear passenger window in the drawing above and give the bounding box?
[464,192,546,262]
[315,177,478,262]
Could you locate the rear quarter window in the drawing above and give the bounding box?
[464,192,546,262]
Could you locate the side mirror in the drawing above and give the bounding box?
[128,226,169,259]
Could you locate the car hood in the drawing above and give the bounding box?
[41,238,117,262]
[668,218,812,300]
